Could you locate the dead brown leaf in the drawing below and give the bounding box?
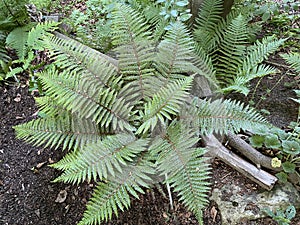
[55,190,67,203]
[210,206,218,222]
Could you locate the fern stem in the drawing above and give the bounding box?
[165,173,174,210]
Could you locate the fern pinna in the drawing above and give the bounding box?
[14,3,269,225]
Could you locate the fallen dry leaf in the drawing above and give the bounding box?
[55,190,67,203]
[210,206,218,222]
[36,162,46,169]
[13,94,21,102]
[48,158,55,164]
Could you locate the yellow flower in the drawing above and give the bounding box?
[271,157,281,168]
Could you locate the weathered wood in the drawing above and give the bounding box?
[227,132,282,172]
[203,135,278,190]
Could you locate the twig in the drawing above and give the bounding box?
[165,173,174,210]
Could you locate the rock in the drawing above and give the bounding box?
[210,182,300,225]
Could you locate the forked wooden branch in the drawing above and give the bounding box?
[203,135,277,190]
[54,32,278,190]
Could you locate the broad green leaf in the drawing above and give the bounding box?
[249,135,265,148]
[282,161,296,173]
[265,134,281,149]
[276,172,288,183]
[282,140,300,155]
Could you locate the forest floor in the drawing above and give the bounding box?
[0,52,300,225]
[1,1,300,223]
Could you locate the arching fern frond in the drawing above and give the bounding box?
[39,68,134,131]
[77,155,155,225]
[193,0,223,51]
[223,64,277,95]
[137,76,193,134]
[150,122,211,223]
[14,113,100,151]
[241,36,285,75]
[281,52,300,72]
[52,134,150,184]
[181,98,269,135]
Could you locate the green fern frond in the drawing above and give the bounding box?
[224,64,277,95]
[169,149,210,224]
[181,98,269,135]
[193,0,223,51]
[156,22,197,80]
[39,68,133,131]
[282,52,300,73]
[44,35,119,80]
[151,122,201,176]
[13,113,100,151]
[78,156,155,225]
[52,134,149,184]
[112,3,152,46]
[35,96,68,117]
[150,122,210,222]
[112,4,156,100]
[240,36,285,75]
[27,21,58,50]
[216,14,248,83]
[137,76,193,134]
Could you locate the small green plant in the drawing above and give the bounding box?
[263,205,297,225]
[156,0,191,28]
[249,124,300,183]
[5,21,58,80]
[64,0,117,52]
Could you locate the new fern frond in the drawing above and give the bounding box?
[137,76,193,134]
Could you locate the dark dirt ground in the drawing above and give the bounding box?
[0,54,300,225]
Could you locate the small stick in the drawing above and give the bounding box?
[165,173,174,210]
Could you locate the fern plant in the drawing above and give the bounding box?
[14,3,270,225]
[0,0,29,31]
[0,0,59,81]
[193,0,286,95]
[5,21,58,79]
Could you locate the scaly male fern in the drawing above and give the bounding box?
[14,3,270,225]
